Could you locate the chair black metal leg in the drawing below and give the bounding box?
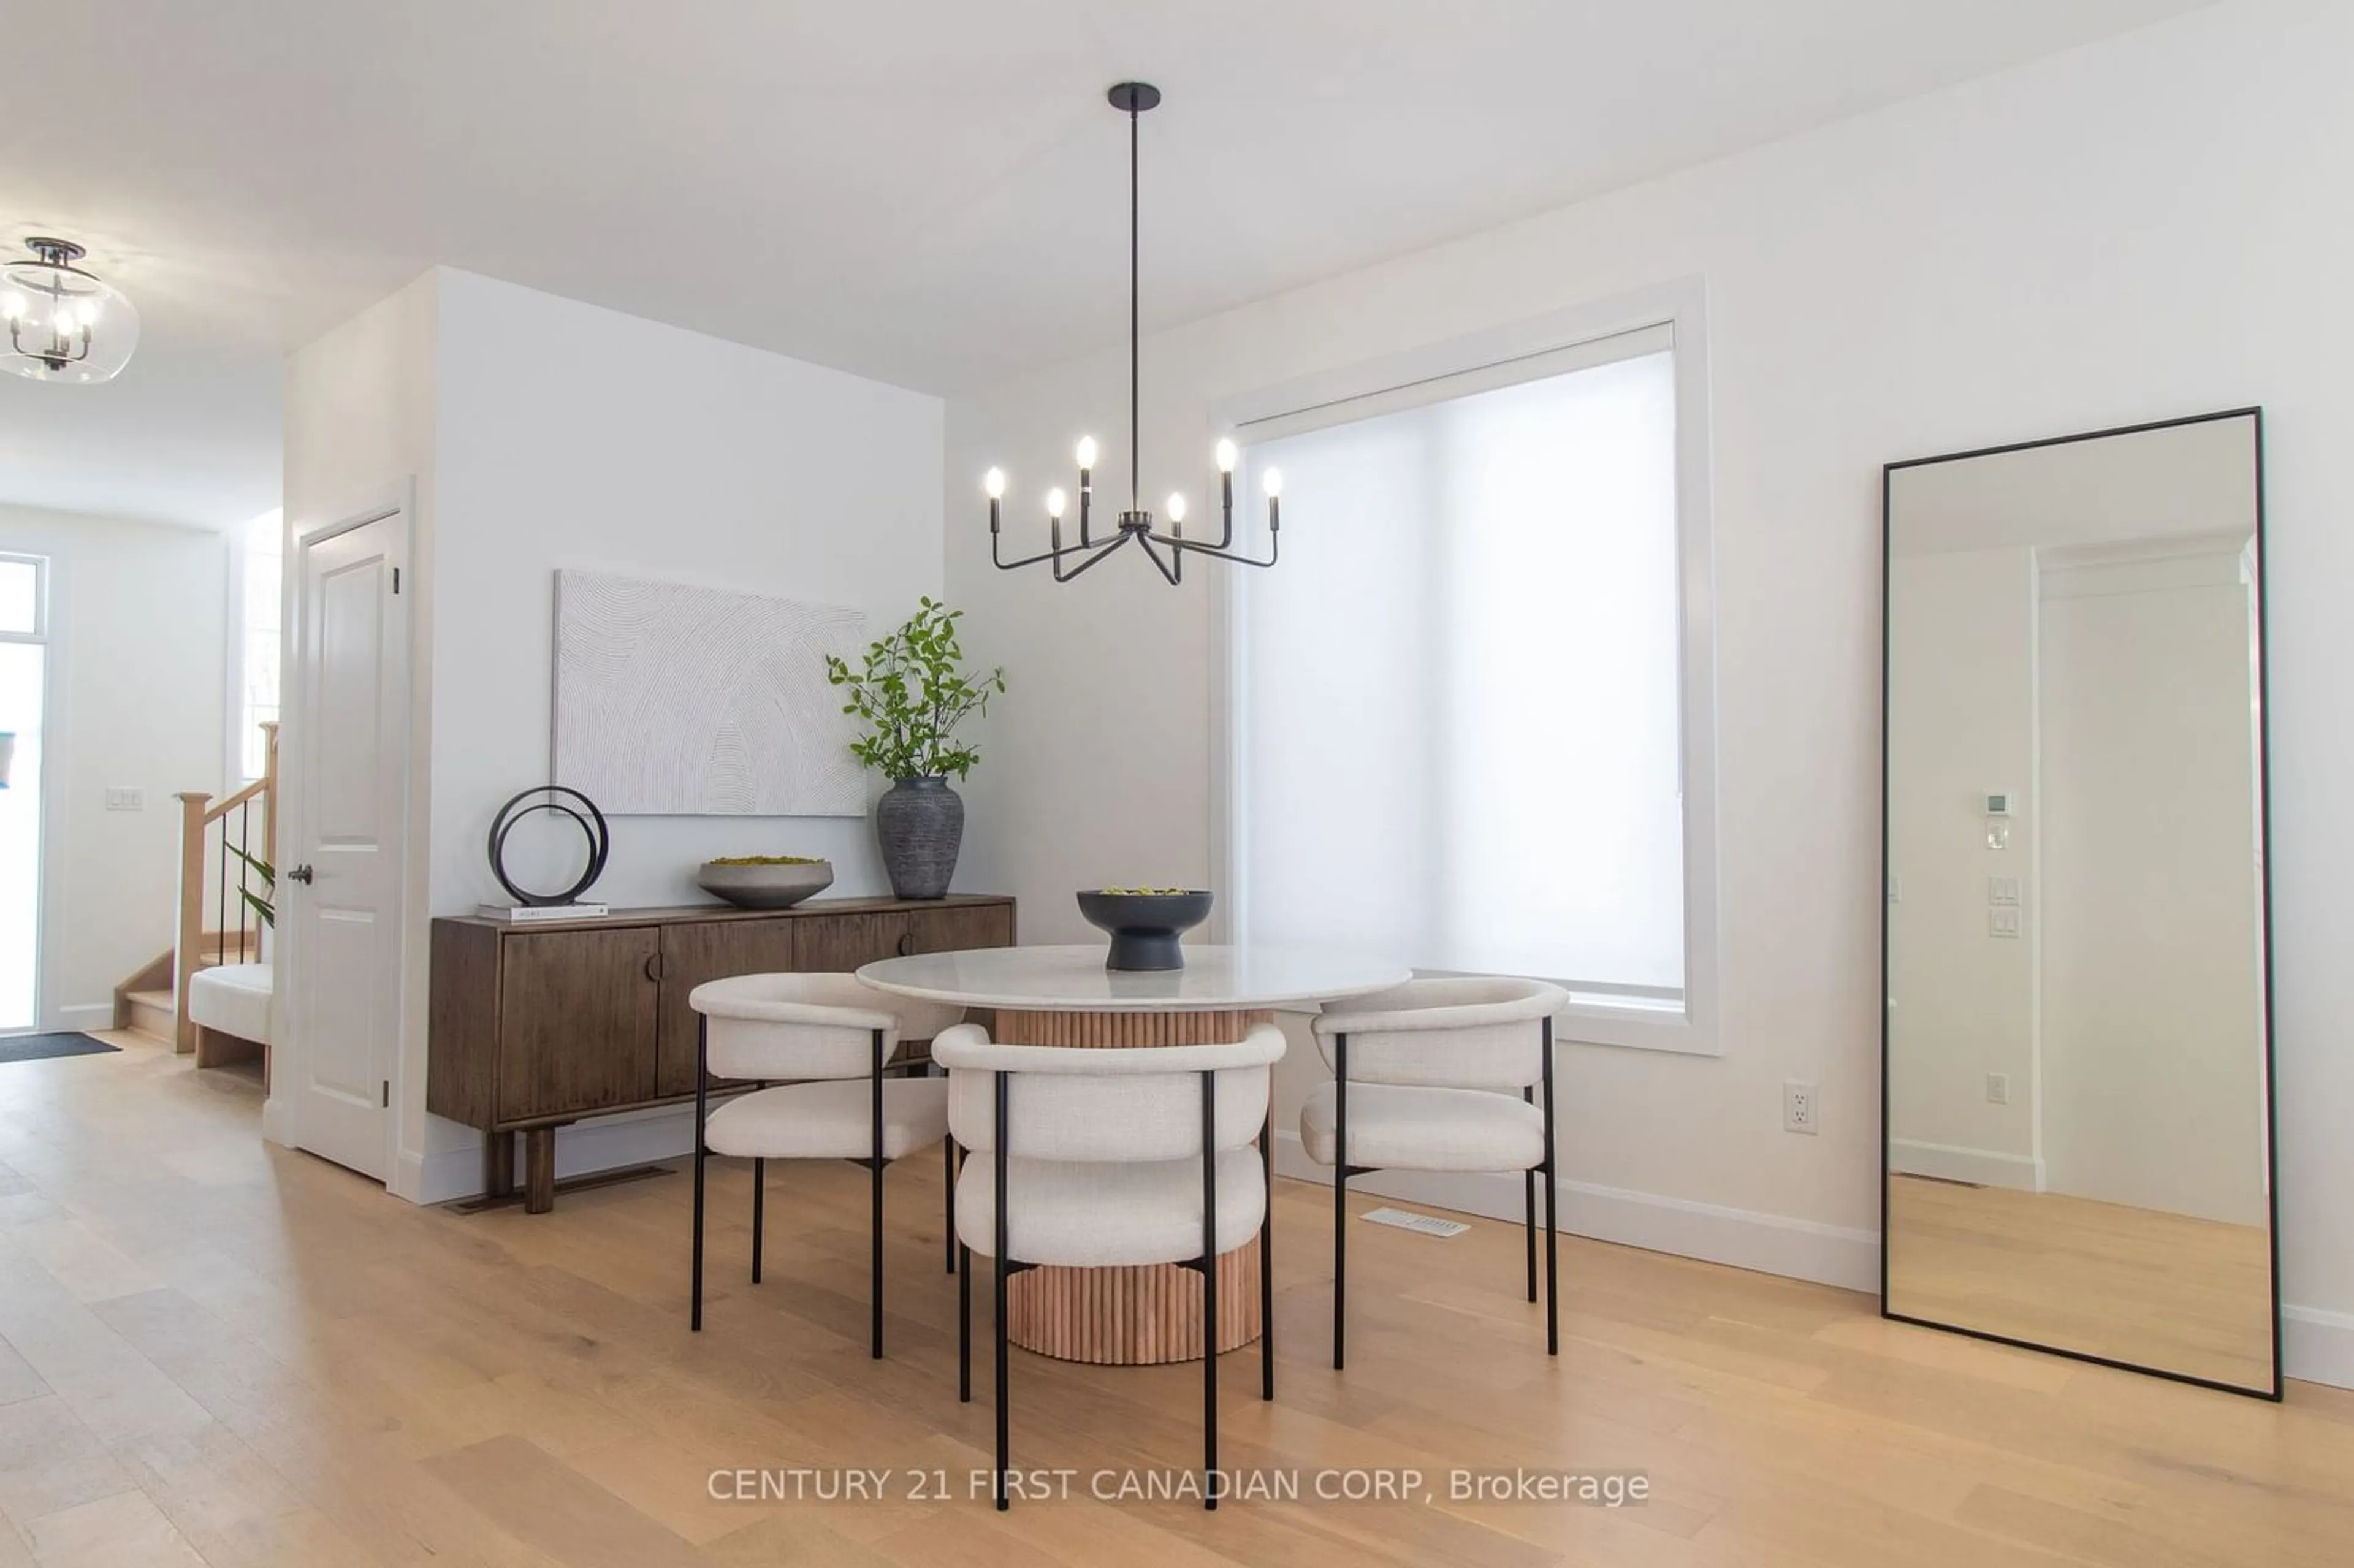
[1333,1033,1348,1372]
[1542,1019,1558,1357]
[1523,1086,1537,1304]
[993,1070,1011,1511]
[1202,1071,1219,1512]
[1259,1116,1274,1402]
[691,1016,707,1331]
[751,1157,765,1284]
[958,1242,972,1403]
[870,1030,886,1360]
[945,1136,958,1274]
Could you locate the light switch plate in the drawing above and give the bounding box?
[1988,908,2022,938]
[104,787,145,812]
[1988,876,2021,906]
[1986,1073,2011,1105]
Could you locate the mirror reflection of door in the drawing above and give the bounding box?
[1882,411,2277,1398]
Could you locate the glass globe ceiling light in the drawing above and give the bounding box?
[2,237,139,384]
[986,83,1282,586]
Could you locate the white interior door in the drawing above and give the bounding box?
[286,506,408,1181]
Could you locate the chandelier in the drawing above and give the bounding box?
[2,237,140,384]
[986,83,1282,585]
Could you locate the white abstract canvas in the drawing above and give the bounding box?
[552,570,869,816]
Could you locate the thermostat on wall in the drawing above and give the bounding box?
[1984,792,2013,816]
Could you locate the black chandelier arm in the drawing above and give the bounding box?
[1146,531,1281,571]
[990,526,1126,574]
[1136,532,1184,587]
[1054,528,1135,582]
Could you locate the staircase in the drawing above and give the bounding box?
[113,931,264,1048]
[113,722,277,1062]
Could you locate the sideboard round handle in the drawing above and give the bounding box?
[896,932,916,957]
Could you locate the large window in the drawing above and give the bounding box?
[1225,302,1716,1051]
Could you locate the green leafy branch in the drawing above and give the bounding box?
[825,598,1007,782]
[227,842,276,929]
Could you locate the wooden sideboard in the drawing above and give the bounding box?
[427,894,1016,1211]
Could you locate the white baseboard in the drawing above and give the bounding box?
[1273,1130,1880,1294]
[2285,1306,2354,1392]
[1888,1138,2043,1192]
[411,1105,699,1206]
[50,1002,115,1030]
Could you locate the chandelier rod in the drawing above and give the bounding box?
[1127,94,1141,515]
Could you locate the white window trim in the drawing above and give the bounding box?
[1206,277,1722,1056]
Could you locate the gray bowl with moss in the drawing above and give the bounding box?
[698,856,836,909]
[1077,888,1214,971]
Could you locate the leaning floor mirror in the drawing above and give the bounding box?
[1881,409,2279,1398]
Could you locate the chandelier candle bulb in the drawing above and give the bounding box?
[1216,438,1238,473]
[1047,487,1067,520]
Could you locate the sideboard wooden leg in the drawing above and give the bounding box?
[524,1128,557,1214]
[484,1130,516,1201]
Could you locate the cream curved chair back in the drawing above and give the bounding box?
[943,1037,1274,1165]
[1310,976,1558,1090]
[696,972,964,1081]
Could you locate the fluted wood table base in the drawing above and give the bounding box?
[995,1005,1273,1365]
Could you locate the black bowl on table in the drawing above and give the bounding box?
[1076,889,1214,972]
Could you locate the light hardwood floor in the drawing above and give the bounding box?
[1886,1174,2276,1391]
[2,1032,2350,1567]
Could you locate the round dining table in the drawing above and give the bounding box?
[856,942,1409,1366]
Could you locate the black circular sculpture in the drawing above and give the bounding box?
[487,786,611,907]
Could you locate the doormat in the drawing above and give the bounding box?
[0,1032,122,1064]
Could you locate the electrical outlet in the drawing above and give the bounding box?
[1783,1081,1819,1135]
[104,786,145,812]
[1986,1073,2011,1105]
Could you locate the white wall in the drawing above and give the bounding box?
[287,268,947,1198]
[943,0,2354,1383]
[1886,547,2039,1187]
[426,269,945,916]
[0,505,228,1029]
[281,270,441,1164]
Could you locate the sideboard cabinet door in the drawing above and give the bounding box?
[654,919,799,1097]
[497,926,660,1122]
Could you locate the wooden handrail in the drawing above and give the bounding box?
[202,775,269,824]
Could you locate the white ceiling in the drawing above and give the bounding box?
[4,0,2211,526]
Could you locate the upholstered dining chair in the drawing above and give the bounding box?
[932,1021,1285,1512]
[687,973,966,1356]
[1300,976,1570,1368]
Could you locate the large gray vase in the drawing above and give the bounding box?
[875,776,964,900]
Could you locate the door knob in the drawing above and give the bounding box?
[287,864,315,885]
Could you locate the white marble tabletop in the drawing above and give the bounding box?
[856,943,1410,1013]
